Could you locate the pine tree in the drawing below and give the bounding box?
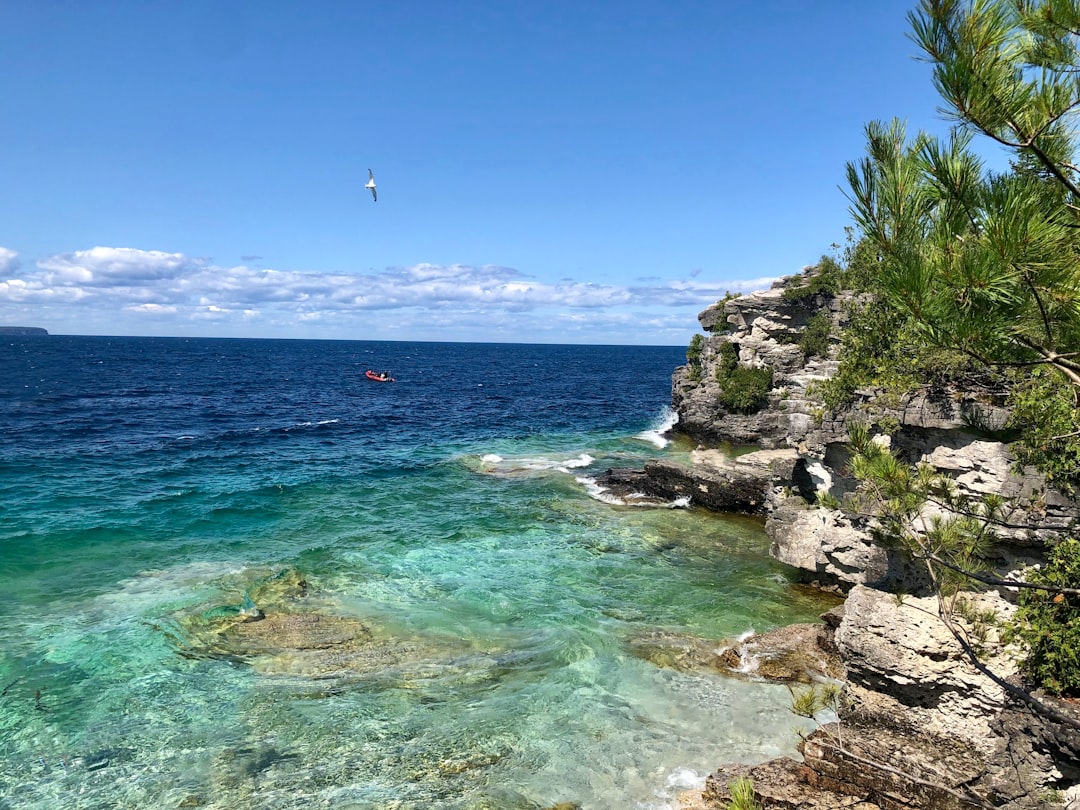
[846,0,1080,389]
[840,0,1080,712]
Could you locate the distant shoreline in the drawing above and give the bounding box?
[0,326,49,335]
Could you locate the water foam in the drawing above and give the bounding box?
[632,766,707,809]
[577,476,692,509]
[478,452,595,475]
[635,406,679,448]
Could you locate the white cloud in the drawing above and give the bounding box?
[0,247,19,275]
[37,246,202,286]
[0,245,778,342]
[124,303,177,314]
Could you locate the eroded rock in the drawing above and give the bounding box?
[628,622,843,684]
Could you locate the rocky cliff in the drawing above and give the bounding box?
[649,270,1080,810]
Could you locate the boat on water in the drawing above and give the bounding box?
[365,369,395,382]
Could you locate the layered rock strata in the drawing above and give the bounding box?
[643,270,1080,809]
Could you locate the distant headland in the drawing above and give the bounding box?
[0,326,49,335]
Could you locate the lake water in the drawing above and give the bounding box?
[0,336,832,809]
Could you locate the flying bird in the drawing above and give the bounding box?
[365,168,377,202]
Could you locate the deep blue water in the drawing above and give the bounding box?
[0,336,830,809]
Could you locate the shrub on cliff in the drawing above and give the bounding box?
[711,339,772,413]
[798,312,832,360]
[686,334,705,381]
[714,340,738,381]
[1007,368,1080,496]
[781,255,843,304]
[1008,537,1080,697]
[718,365,773,414]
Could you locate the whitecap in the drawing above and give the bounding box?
[636,766,707,809]
[578,476,691,509]
[666,766,705,790]
[481,453,504,463]
[578,475,627,505]
[635,406,679,448]
[556,453,595,471]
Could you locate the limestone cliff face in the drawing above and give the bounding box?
[672,280,846,448]
[672,270,1075,583]
[665,270,1080,810]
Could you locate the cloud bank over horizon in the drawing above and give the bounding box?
[0,245,782,344]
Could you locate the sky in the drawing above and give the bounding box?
[0,1,966,345]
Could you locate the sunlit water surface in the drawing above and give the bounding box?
[0,337,834,809]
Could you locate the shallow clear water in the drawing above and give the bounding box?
[0,337,833,809]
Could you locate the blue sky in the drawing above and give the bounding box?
[1,1,959,344]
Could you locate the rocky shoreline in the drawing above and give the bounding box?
[618,273,1080,809]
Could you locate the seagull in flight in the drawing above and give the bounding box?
[365,168,377,202]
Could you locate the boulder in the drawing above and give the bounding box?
[766,497,896,591]
[835,585,1017,752]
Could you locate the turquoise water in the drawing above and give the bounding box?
[0,338,833,809]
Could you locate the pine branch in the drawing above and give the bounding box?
[919,551,1080,597]
[1015,265,1058,354]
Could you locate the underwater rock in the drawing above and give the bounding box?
[159,567,491,681]
[245,567,308,606]
[629,623,843,684]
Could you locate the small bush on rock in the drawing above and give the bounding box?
[1008,537,1080,696]
[718,366,773,414]
[799,312,832,359]
[781,255,843,304]
[714,341,738,382]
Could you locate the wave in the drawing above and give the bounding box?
[635,406,679,448]
[577,475,691,509]
[476,452,596,476]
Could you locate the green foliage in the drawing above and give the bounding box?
[847,1,1080,391]
[954,596,1001,656]
[789,682,843,719]
[1007,538,1080,696]
[686,334,705,382]
[725,777,763,810]
[712,339,772,413]
[799,312,833,359]
[781,255,843,304]
[1007,366,1080,494]
[686,334,705,367]
[1038,788,1065,806]
[848,423,998,602]
[815,490,841,510]
[714,340,738,382]
[718,365,773,414]
[817,298,980,411]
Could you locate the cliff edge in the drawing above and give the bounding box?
[654,269,1080,810]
